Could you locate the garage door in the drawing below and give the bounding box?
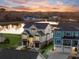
[63,47,71,53]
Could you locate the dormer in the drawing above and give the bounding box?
[30,25,37,35]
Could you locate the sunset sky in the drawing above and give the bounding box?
[0,0,79,12]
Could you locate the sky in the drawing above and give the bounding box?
[0,0,79,12]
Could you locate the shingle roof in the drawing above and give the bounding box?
[0,49,39,59]
[25,30,31,35]
[34,23,49,29]
[24,23,49,29]
[24,16,32,18]
[24,23,33,28]
[57,22,79,31]
[22,30,31,35]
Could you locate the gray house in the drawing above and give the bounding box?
[22,22,53,48]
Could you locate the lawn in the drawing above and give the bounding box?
[0,33,21,48]
[41,42,54,59]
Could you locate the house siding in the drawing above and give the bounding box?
[22,35,28,39]
[54,31,79,53]
[22,23,52,48]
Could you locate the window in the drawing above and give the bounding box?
[55,38,61,45]
[55,31,61,37]
[72,40,78,47]
[75,32,79,37]
[31,28,36,34]
[56,40,61,44]
[64,32,71,36]
[63,40,71,46]
[32,28,36,30]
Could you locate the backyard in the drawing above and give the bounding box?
[0,33,21,48]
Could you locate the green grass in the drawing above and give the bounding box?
[41,43,54,58]
[0,33,21,48]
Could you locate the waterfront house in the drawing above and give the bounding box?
[53,22,79,53]
[22,22,53,48]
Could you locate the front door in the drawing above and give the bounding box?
[23,41,27,45]
[35,41,40,48]
[23,40,29,46]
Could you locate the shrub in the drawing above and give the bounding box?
[4,38,10,44]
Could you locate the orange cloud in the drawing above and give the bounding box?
[7,0,79,12]
[12,5,79,12]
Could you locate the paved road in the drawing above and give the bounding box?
[48,52,70,59]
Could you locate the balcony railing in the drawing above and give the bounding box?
[63,36,79,39]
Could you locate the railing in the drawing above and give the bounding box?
[63,36,79,39]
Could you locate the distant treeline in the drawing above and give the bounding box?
[0,8,79,22]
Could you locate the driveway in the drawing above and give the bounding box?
[48,52,70,59]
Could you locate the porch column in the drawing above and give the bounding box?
[62,39,64,53]
[71,40,72,48]
[78,40,79,53]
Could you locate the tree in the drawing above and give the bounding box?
[0,8,6,13]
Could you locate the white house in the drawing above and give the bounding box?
[22,22,53,48]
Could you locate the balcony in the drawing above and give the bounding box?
[63,36,79,39]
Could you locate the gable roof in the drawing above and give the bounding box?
[24,23,49,29]
[24,23,33,28]
[34,23,49,29]
[25,30,31,35]
[0,49,39,59]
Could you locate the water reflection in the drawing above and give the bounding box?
[0,23,25,34]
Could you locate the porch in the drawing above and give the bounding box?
[54,38,79,53]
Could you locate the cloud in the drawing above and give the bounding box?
[13,5,79,12]
[13,6,33,11]
[9,0,28,4]
[56,0,64,6]
[8,0,48,4]
[3,0,79,12]
[53,5,79,12]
